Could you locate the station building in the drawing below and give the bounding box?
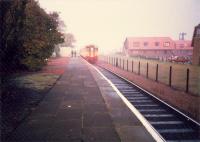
[123,37,193,60]
[192,24,200,65]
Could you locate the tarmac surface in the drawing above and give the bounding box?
[6,57,155,142]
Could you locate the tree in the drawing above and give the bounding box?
[1,0,28,71]
[63,33,76,48]
[1,0,64,71]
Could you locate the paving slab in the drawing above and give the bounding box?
[6,58,120,142]
[6,57,155,142]
[83,127,120,142]
[88,60,155,142]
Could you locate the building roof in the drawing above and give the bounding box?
[126,37,173,42]
[192,24,200,46]
[174,40,192,49]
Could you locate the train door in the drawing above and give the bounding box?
[91,47,94,57]
[89,47,94,58]
[88,47,91,57]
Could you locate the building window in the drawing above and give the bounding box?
[164,42,170,47]
[155,42,159,46]
[133,42,140,47]
[197,28,200,37]
[144,42,148,46]
[179,44,184,48]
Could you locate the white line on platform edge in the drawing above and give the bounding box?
[83,59,166,142]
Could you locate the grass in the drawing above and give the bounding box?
[1,72,61,140]
[102,55,200,96]
[1,57,68,140]
[11,73,59,92]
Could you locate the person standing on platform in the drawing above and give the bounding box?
[71,50,73,57]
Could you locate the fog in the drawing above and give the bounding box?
[39,0,200,54]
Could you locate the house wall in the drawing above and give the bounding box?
[192,38,200,65]
[123,37,193,59]
[192,25,200,66]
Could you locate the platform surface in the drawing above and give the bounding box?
[7,57,155,142]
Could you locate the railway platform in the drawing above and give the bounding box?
[6,57,155,142]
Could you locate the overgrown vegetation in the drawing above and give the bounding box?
[1,0,64,71]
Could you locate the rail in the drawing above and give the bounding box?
[88,60,200,141]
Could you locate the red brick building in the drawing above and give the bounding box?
[192,24,200,65]
[123,37,193,60]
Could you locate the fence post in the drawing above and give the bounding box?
[138,61,140,75]
[186,68,189,93]
[127,59,128,71]
[132,60,134,72]
[146,62,149,78]
[169,66,172,87]
[156,64,158,82]
[123,59,124,70]
[112,57,113,65]
[120,58,121,68]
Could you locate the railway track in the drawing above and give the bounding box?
[95,65,200,142]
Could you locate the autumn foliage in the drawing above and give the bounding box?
[1,0,64,71]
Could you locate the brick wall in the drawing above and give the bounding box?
[192,38,200,65]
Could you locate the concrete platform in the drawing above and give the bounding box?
[6,57,155,142]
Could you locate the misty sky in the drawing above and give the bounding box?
[39,0,200,53]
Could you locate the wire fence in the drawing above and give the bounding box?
[99,55,200,96]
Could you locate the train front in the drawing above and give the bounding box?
[80,45,98,64]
